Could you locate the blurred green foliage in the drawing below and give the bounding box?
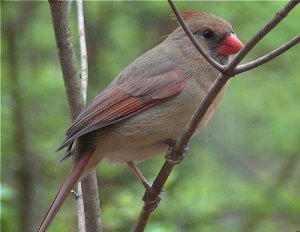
[1,1,299,232]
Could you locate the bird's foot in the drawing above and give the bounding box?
[142,186,161,212]
[165,140,189,165]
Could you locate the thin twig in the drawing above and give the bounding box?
[76,0,102,232]
[76,0,87,231]
[133,1,299,231]
[75,185,85,232]
[235,35,300,74]
[77,0,88,101]
[168,0,226,73]
[225,0,299,73]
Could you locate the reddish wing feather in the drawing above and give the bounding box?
[58,69,187,151]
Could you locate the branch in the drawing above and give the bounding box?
[48,0,84,119]
[133,1,299,231]
[77,0,88,101]
[76,0,102,232]
[234,35,300,74]
[76,1,102,232]
[76,1,86,230]
[75,189,85,232]
[80,171,102,232]
[168,0,226,73]
[225,0,299,73]
[48,1,101,231]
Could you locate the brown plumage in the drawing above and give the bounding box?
[58,69,187,153]
[38,11,243,232]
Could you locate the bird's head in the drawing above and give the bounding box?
[168,11,244,64]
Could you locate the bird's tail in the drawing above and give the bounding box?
[38,152,93,232]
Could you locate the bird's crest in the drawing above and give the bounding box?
[171,11,209,22]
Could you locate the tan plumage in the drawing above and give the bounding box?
[38,11,243,232]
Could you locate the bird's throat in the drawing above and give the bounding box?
[210,51,229,65]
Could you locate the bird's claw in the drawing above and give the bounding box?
[165,143,189,165]
[165,154,184,165]
[142,187,161,212]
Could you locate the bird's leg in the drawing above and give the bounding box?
[126,161,151,189]
[164,139,189,165]
[126,161,161,212]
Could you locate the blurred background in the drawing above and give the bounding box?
[1,1,300,232]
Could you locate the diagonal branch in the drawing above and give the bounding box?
[226,0,299,73]
[133,1,299,231]
[234,35,300,75]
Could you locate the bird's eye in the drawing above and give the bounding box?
[202,29,215,40]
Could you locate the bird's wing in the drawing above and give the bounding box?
[57,69,188,152]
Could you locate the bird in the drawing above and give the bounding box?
[38,11,243,231]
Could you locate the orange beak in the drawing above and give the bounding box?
[217,33,244,56]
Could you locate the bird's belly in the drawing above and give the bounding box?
[93,100,194,163]
[103,142,169,163]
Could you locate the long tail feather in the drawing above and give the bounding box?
[38,153,93,232]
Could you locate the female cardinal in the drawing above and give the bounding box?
[38,11,243,231]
